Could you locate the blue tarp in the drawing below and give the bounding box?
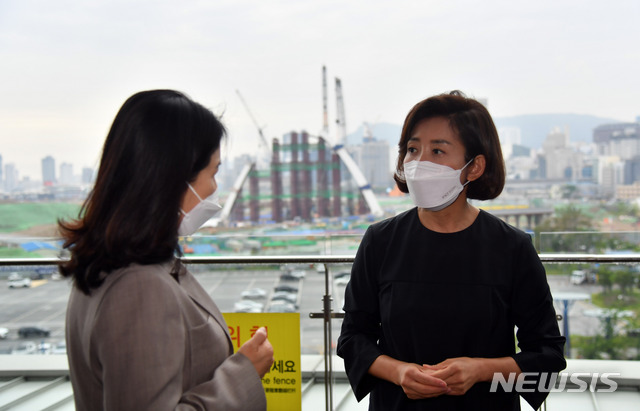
[21,241,59,252]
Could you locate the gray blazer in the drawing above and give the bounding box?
[65,261,266,411]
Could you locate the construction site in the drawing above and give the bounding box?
[217,68,386,226]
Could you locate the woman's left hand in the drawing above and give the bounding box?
[426,357,481,396]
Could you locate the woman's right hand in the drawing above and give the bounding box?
[238,327,274,377]
[369,355,449,400]
[396,362,451,399]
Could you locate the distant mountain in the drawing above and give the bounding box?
[346,114,624,150]
[492,114,623,149]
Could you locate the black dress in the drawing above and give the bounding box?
[337,208,566,411]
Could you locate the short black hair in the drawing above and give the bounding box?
[394,90,505,200]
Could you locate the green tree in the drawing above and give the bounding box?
[624,316,640,360]
[613,269,636,295]
[561,184,579,200]
[597,266,614,293]
[535,205,595,252]
[554,205,595,231]
[604,200,640,218]
[578,311,623,359]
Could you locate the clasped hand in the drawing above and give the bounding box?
[398,357,480,399]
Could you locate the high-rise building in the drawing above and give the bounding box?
[349,129,394,190]
[59,162,74,185]
[499,127,522,146]
[349,136,392,191]
[593,122,640,185]
[541,127,584,180]
[81,167,94,185]
[498,127,522,160]
[593,123,640,158]
[623,156,640,185]
[4,163,18,192]
[42,156,56,186]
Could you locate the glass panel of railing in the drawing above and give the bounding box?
[0,261,354,358]
[182,262,352,356]
[538,231,640,254]
[542,261,639,361]
[3,256,638,411]
[0,263,70,355]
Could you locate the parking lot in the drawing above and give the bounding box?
[0,264,350,355]
[0,265,603,356]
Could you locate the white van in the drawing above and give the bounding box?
[570,270,588,285]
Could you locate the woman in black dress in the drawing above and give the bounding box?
[337,91,566,410]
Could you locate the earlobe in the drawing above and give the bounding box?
[468,155,486,181]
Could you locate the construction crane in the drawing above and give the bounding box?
[235,89,271,155]
[332,76,383,217]
[217,161,253,226]
[322,66,329,138]
[217,90,270,226]
[335,77,347,145]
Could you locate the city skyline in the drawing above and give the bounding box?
[1,1,639,180]
[0,115,634,191]
[1,153,95,188]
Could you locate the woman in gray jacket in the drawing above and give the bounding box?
[59,90,273,410]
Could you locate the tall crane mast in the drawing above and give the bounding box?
[329,75,383,217]
[322,66,329,138]
[335,77,347,145]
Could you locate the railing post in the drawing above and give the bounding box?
[321,262,334,411]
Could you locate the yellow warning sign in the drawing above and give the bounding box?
[222,312,301,411]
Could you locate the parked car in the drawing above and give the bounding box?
[12,342,37,355]
[290,270,306,279]
[271,291,298,305]
[279,273,298,281]
[280,270,306,281]
[267,301,297,313]
[570,270,596,285]
[51,341,67,355]
[8,274,31,288]
[233,300,264,313]
[241,288,267,299]
[0,327,8,339]
[18,326,50,338]
[274,284,298,293]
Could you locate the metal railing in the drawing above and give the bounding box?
[2,253,640,411]
[4,252,640,267]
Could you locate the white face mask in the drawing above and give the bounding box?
[178,184,222,236]
[404,158,474,211]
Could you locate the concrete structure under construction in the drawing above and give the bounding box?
[229,132,371,224]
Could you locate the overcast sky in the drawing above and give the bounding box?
[1,0,639,180]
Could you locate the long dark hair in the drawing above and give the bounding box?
[58,90,225,295]
[394,90,505,200]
